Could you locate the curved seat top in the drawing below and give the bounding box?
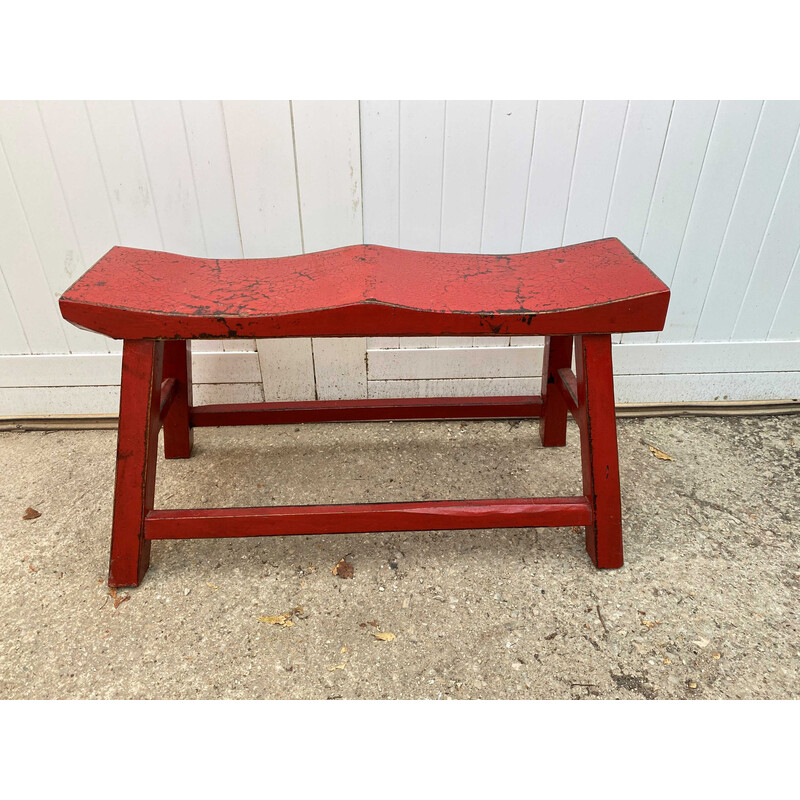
[59,238,670,340]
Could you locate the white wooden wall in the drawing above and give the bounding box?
[0,100,798,415]
[361,100,800,404]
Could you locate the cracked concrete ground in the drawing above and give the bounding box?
[0,414,798,699]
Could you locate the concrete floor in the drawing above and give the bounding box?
[0,414,797,699]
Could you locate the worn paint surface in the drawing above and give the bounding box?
[72,239,669,587]
[59,238,670,339]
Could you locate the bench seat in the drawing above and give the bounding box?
[59,238,669,340]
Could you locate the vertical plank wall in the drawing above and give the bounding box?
[362,100,800,402]
[0,100,363,414]
[0,100,798,414]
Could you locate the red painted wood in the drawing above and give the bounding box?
[108,340,163,587]
[162,340,193,458]
[56,237,671,580]
[144,497,593,540]
[575,334,623,568]
[190,395,543,427]
[556,367,579,415]
[59,238,670,340]
[158,378,177,422]
[539,335,573,447]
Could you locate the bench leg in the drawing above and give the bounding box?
[163,340,194,459]
[575,334,623,568]
[108,340,164,587]
[539,335,573,447]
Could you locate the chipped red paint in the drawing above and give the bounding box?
[58,238,670,587]
[59,238,670,339]
[575,335,624,568]
[108,340,162,587]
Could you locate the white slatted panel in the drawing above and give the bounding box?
[520,100,583,252]
[440,100,491,255]
[85,101,163,250]
[481,101,537,254]
[293,100,366,400]
[695,101,800,341]
[37,101,123,353]
[770,247,800,341]
[621,100,719,344]
[0,101,108,353]
[0,271,28,354]
[604,101,673,253]
[563,100,628,245]
[658,101,763,343]
[0,131,69,354]
[398,100,445,252]
[733,133,800,340]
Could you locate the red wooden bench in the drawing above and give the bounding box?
[60,237,670,587]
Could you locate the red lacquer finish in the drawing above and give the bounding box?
[58,237,670,587]
[108,340,163,587]
[162,340,193,458]
[190,395,543,427]
[59,238,670,340]
[539,335,573,447]
[145,497,593,540]
[575,335,624,568]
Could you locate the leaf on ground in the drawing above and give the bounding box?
[328,663,346,672]
[332,558,354,579]
[206,582,218,591]
[22,507,41,520]
[340,645,347,653]
[259,613,295,627]
[641,620,662,629]
[28,564,38,573]
[373,632,395,642]
[108,588,130,609]
[648,445,675,461]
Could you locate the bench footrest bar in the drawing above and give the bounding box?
[190,395,543,427]
[145,497,593,540]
